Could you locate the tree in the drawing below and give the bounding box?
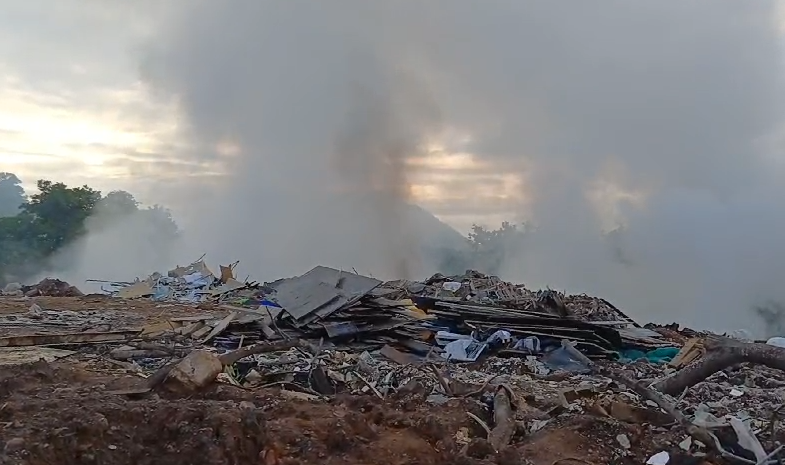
[139,204,180,241]
[467,222,527,274]
[0,179,180,285]
[436,222,528,275]
[21,180,101,254]
[0,173,25,217]
[96,190,139,217]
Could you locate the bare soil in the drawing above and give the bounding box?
[0,361,704,465]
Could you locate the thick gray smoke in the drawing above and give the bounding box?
[139,0,785,335]
[140,1,451,281]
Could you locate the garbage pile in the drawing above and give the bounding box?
[2,259,785,463]
[90,328,785,464]
[90,257,250,303]
[2,278,83,297]
[101,260,675,364]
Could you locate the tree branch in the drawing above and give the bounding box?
[655,338,785,395]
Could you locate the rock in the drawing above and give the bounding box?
[646,451,670,465]
[28,303,43,317]
[678,436,692,451]
[94,414,109,431]
[616,433,631,449]
[426,394,450,405]
[163,350,222,393]
[239,401,256,411]
[454,427,471,446]
[4,437,25,453]
[245,369,262,384]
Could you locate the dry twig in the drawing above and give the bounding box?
[427,363,453,396]
[466,412,492,438]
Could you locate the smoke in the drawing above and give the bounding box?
[36,200,180,293]
[131,0,785,335]
[137,0,451,281]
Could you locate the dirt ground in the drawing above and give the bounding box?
[0,296,715,465]
[0,361,710,465]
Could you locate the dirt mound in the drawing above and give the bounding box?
[0,361,705,465]
[0,363,495,465]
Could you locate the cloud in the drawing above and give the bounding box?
[0,0,185,186]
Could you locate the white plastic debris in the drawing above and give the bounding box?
[513,336,541,353]
[486,330,512,345]
[728,329,753,341]
[729,388,744,397]
[678,436,692,451]
[442,339,486,362]
[729,416,768,463]
[646,451,669,465]
[442,281,461,292]
[434,331,472,346]
[766,337,785,348]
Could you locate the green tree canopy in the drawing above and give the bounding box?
[0,175,179,285]
[21,180,101,254]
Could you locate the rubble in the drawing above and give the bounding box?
[2,278,83,297]
[0,261,783,464]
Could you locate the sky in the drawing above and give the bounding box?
[0,0,519,233]
[3,0,785,334]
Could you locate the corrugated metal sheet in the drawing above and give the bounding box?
[272,266,381,323]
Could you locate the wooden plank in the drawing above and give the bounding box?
[0,347,76,365]
[117,282,154,299]
[140,320,181,337]
[668,338,704,368]
[190,325,212,340]
[0,330,141,347]
[177,321,205,336]
[169,315,216,322]
[201,311,238,343]
[380,345,420,365]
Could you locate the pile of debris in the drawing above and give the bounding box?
[102,261,671,364]
[20,260,772,462]
[2,278,83,297]
[75,327,785,464]
[92,257,250,303]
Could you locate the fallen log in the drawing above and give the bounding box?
[218,340,317,365]
[654,338,785,395]
[602,367,777,464]
[571,350,721,457]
